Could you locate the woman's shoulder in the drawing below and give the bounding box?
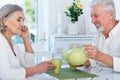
[0,33,5,40]
[0,33,7,43]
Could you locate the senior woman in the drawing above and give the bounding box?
[0,4,54,80]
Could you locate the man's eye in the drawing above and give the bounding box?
[94,15,98,18]
[94,14,100,18]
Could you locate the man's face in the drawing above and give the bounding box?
[90,5,112,30]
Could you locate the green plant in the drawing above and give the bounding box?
[25,0,35,21]
[65,0,83,23]
[25,0,35,42]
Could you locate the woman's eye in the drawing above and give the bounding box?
[17,19,21,22]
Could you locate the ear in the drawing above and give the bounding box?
[108,11,115,19]
[2,17,8,26]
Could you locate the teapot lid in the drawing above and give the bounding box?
[72,45,77,48]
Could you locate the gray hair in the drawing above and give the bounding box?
[90,0,116,17]
[0,4,23,33]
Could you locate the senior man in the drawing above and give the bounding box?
[83,0,120,72]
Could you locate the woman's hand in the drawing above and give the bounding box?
[20,25,30,40]
[26,61,55,77]
[35,61,55,73]
[20,25,34,53]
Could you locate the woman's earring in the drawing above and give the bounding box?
[1,25,7,33]
[4,25,7,31]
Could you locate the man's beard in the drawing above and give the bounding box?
[98,26,104,32]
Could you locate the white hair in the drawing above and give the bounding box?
[90,0,116,17]
[0,4,23,33]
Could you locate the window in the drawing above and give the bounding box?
[24,0,38,43]
[1,0,38,43]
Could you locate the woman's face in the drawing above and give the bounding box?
[4,11,25,35]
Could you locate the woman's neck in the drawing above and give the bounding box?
[3,32,16,56]
[3,30,13,40]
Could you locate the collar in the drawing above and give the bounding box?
[109,20,120,37]
[100,20,120,39]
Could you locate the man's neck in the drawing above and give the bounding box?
[102,20,119,38]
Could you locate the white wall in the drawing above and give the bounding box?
[38,0,120,37]
[0,0,25,7]
[38,0,88,38]
[113,0,120,20]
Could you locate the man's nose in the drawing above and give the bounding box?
[91,17,96,24]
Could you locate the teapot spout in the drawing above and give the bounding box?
[61,49,67,60]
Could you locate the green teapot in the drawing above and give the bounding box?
[61,46,88,70]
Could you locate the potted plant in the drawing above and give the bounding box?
[65,0,83,23]
[65,0,83,34]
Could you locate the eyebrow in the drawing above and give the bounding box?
[18,17,25,20]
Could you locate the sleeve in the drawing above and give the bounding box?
[22,52,35,67]
[13,42,35,68]
[113,57,120,72]
[89,59,97,67]
[0,40,26,80]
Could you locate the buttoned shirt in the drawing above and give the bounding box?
[0,33,35,80]
[90,21,120,72]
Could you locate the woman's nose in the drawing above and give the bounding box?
[21,22,24,27]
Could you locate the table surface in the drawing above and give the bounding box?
[22,53,120,80]
[24,65,120,80]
